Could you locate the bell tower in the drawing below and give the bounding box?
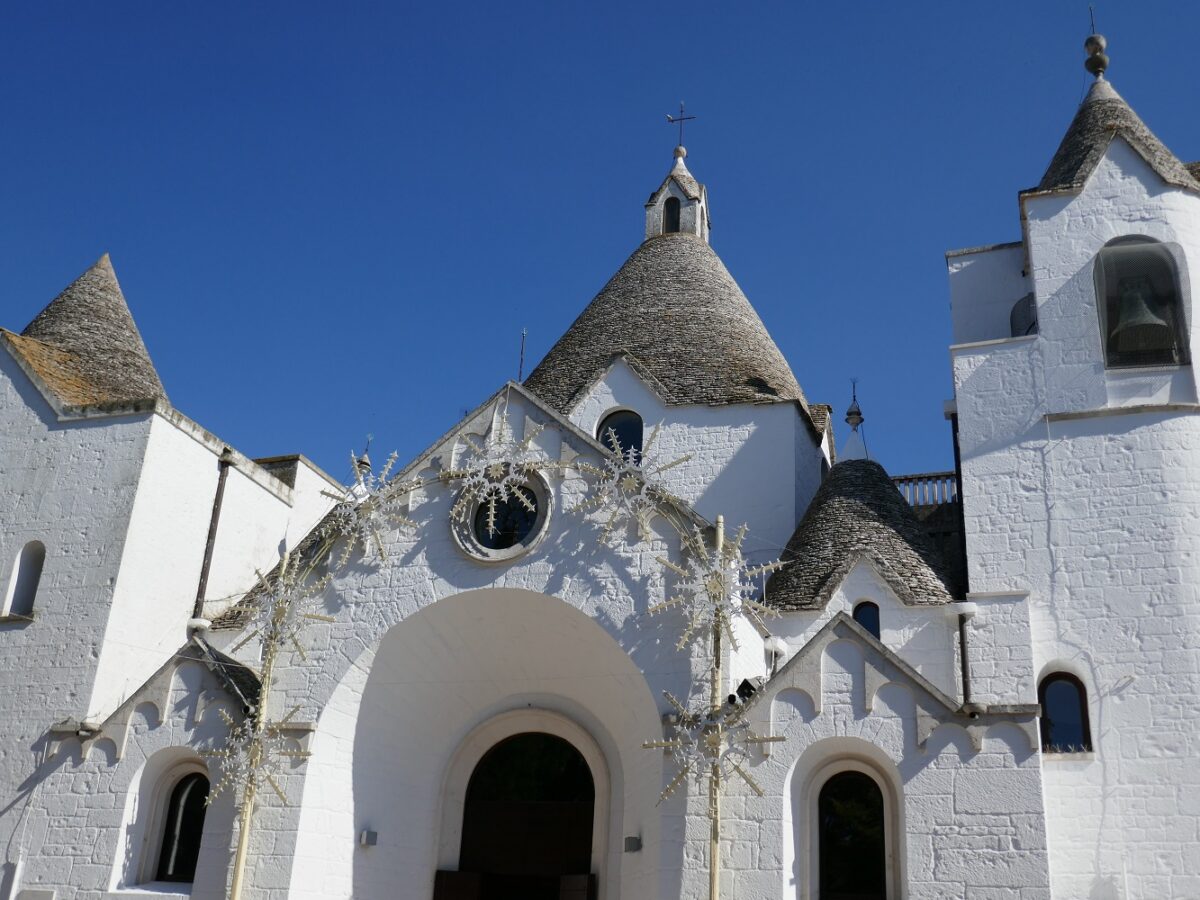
[644,146,710,243]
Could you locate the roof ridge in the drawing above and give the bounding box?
[1037,79,1200,194]
[18,255,168,406]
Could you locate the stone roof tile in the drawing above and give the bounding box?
[1037,79,1200,194]
[524,233,810,418]
[12,254,167,407]
[766,459,957,610]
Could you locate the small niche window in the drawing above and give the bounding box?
[1038,672,1092,753]
[597,409,643,460]
[852,601,881,640]
[1094,236,1189,368]
[4,540,45,618]
[663,197,681,234]
[155,772,209,882]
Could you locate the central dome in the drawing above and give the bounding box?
[525,232,809,417]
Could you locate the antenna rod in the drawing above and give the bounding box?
[517,328,528,381]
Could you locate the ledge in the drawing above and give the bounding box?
[944,240,1023,259]
[104,885,192,899]
[1045,403,1200,423]
[985,703,1040,716]
[0,612,35,626]
[949,334,1038,352]
[1041,750,1096,762]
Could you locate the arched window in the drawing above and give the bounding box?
[1039,672,1092,753]
[5,540,45,618]
[1094,236,1189,368]
[597,409,643,460]
[819,770,887,900]
[454,732,595,896]
[852,601,881,640]
[155,772,209,882]
[663,196,681,234]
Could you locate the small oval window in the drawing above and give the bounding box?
[597,410,643,460]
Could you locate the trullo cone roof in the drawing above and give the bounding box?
[525,232,810,419]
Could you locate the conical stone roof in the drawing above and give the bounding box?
[1037,79,1200,194]
[765,459,956,610]
[525,232,809,417]
[6,254,167,408]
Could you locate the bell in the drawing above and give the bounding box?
[1111,277,1171,354]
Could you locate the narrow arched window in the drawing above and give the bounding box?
[852,601,881,640]
[1038,672,1092,753]
[156,772,209,882]
[663,197,681,234]
[5,541,45,618]
[597,409,643,460]
[819,771,886,899]
[1094,236,1189,368]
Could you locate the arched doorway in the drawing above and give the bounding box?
[437,732,597,900]
[818,770,886,900]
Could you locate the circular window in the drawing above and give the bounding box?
[453,472,552,562]
[472,486,539,550]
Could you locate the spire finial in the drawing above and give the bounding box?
[845,379,864,431]
[354,434,374,478]
[839,380,869,462]
[666,101,696,151]
[1084,30,1109,79]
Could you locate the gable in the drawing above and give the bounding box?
[755,612,1039,752]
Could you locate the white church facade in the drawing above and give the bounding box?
[1,36,1198,900]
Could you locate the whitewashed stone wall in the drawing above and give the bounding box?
[191,389,1048,900]
[5,656,239,900]
[950,138,1200,898]
[0,349,154,899]
[0,346,333,900]
[753,618,1048,900]
[570,360,824,559]
[770,560,961,699]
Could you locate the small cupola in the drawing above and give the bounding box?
[644,146,711,243]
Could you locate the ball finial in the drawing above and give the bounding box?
[674,145,687,160]
[1084,33,1109,78]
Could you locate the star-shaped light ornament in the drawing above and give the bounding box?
[575,423,691,542]
[232,552,334,663]
[320,450,419,566]
[648,523,785,651]
[644,692,784,808]
[441,403,553,538]
[204,706,310,808]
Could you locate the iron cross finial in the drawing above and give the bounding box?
[666,101,697,147]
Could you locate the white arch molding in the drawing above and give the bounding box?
[436,708,613,895]
[785,739,907,900]
[806,757,902,900]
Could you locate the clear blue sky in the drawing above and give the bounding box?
[3,3,1198,483]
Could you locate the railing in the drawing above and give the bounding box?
[892,471,958,506]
